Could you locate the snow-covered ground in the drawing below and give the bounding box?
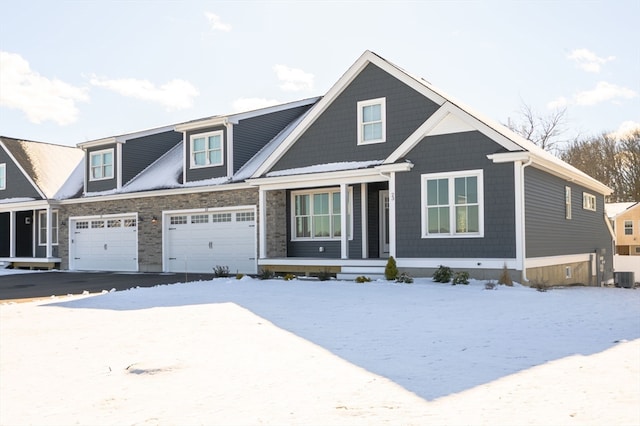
[1,274,638,425]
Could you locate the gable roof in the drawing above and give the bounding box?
[0,136,84,199]
[250,50,611,195]
[605,202,639,219]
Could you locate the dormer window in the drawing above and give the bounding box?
[89,149,114,181]
[191,131,223,168]
[357,97,386,145]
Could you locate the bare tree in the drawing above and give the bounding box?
[505,102,568,153]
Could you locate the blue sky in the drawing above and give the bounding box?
[1,0,638,147]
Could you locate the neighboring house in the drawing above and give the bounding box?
[606,202,640,255]
[0,137,83,268]
[2,51,615,286]
[247,51,614,286]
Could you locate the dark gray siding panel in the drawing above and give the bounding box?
[0,149,42,199]
[122,131,182,184]
[270,63,440,172]
[233,104,313,173]
[85,143,118,193]
[0,212,9,256]
[185,126,228,182]
[395,131,517,259]
[525,167,613,261]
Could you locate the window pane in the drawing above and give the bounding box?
[296,217,310,238]
[193,152,205,165]
[332,192,341,214]
[295,195,309,215]
[314,216,330,237]
[439,207,450,233]
[208,135,221,149]
[103,152,112,165]
[364,122,382,140]
[313,193,329,214]
[193,137,205,151]
[209,150,221,164]
[438,179,448,204]
[467,205,479,232]
[92,167,102,179]
[332,214,341,237]
[104,165,112,177]
[91,154,101,166]
[362,104,380,122]
[467,177,477,203]
[427,180,438,205]
[428,207,440,233]
[456,206,468,233]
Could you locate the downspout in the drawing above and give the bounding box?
[519,157,533,282]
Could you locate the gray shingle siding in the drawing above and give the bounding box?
[395,131,517,259]
[184,125,228,182]
[525,167,613,261]
[85,143,118,193]
[122,131,182,183]
[0,149,42,199]
[271,63,440,172]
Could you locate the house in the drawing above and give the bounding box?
[246,51,614,286]
[0,137,83,269]
[2,51,614,286]
[606,202,640,255]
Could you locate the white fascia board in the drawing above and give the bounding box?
[529,154,612,195]
[0,140,46,199]
[249,168,391,191]
[0,199,53,211]
[174,117,228,132]
[487,152,531,163]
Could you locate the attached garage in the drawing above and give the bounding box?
[69,215,138,271]
[164,208,257,274]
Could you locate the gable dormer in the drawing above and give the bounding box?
[78,126,182,194]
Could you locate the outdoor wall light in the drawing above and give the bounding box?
[151,216,158,224]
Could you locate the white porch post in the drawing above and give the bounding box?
[360,183,368,259]
[9,210,15,257]
[46,207,53,258]
[340,183,348,259]
[259,188,267,259]
[389,172,397,259]
[514,161,524,272]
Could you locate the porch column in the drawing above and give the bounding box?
[46,207,53,258]
[389,172,397,258]
[259,188,267,259]
[360,183,368,259]
[9,210,15,257]
[340,183,348,259]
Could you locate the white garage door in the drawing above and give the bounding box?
[70,216,138,271]
[165,209,256,274]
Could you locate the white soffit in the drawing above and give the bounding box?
[427,113,475,136]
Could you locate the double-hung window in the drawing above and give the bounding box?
[191,131,223,168]
[422,170,484,237]
[0,163,5,190]
[90,149,114,181]
[38,210,58,246]
[624,220,633,235]
[357,98,386,145]
[292,188,352,240]
[565,186,572,219]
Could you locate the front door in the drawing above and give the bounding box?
[15,211,33,258]
[379,190,389,257]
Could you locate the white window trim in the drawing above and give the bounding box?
[357,97,386,145]
[89,148,114,181]
[190,130,224,169]
[624,220,633,235]
[291,187,353,241]
[421,169,484,239]
[0,163,5,190]
[38,210,59,246]
[582,192,596,211]
[565,186,572,219]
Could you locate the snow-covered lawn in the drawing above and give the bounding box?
[1,276,638,425]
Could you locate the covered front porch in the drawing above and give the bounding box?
[0,200,61,270]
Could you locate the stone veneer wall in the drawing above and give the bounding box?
[58,188,259,272]
[265,190,287,258]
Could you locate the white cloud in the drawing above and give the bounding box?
[608,121,640,139]
[205,12,231,32]
[89,76,199,111]
[232,97,281,112]
[567,48,615,73]
[273,64,314,91]
[547,81,637,109]
[0,51,89,125]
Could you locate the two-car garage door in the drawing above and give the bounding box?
[164,209,257,274]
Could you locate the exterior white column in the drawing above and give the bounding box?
[9,210,15,258]
[46,207,53,258]
[389,172,397,259]
[340,183,348,259]
[360,183,368,259]
[259,188,266,259]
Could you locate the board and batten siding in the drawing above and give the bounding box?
[395,131,517,259]
[85,143,118,193]
[121,131,182,184]
[0,148,42,199]
[270,63,440,172]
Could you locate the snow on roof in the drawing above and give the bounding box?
[0,197,36,204]
[605,202,638,218]
[266,160,385,178]
[1,137,83,199]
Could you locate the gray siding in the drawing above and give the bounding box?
[395,131,517,259]
[122,131,182,184]
[270,63,440,172]
[85,143,118,193]
[525,167,613,265]
[184,125,228,182]
[233,104,313,173]
[0,148,42,200]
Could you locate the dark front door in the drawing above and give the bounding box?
[15,211,33,257]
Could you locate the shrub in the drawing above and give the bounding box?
[452,271,470,285]
[235,273,244,280]
[258,268,274,280]
[283,273,296,281]
[355,275,371,283]
[433,265,453,283]
[317,269,333,281]
[213,265,230,278]
[385,256,398,280]
[485,280,497,290]
[396,272,413,284]
[498,264,513,286]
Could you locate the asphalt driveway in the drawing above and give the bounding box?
[0,271,216,301]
